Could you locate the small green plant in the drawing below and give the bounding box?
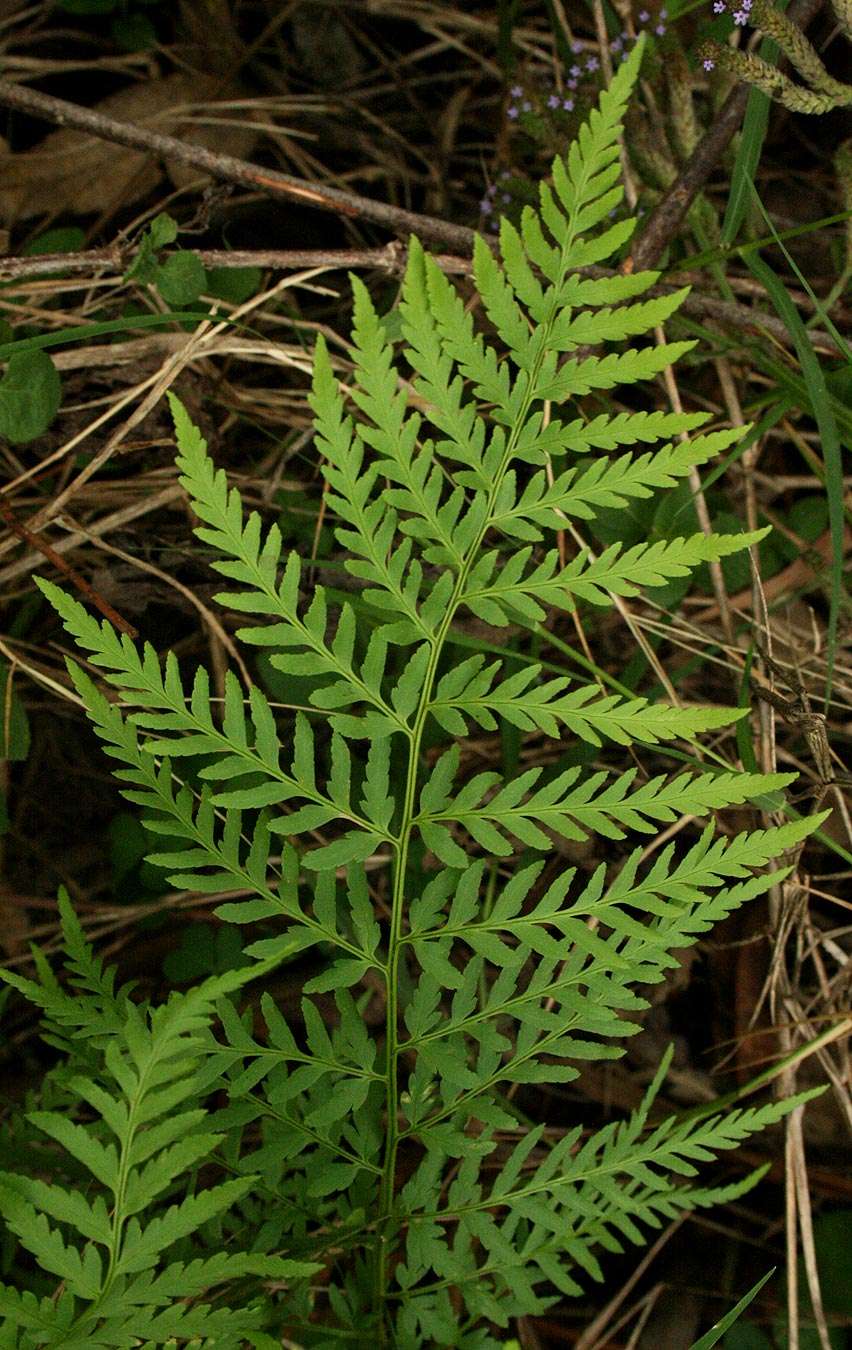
[124,211,262,309]
[1,42,827,1346]
[124,212,207,307]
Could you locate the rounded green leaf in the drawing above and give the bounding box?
[205,266,262,304]
[0,351,61,444]
[154,251,206,307]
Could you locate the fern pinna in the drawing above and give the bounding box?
[2,39,825,1349]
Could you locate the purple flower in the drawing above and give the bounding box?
[586,55,599,71]
[501,192,512,203]
[507,105,519,119]
[611,34,624,51]
[547,92,561,107]
[567,77,578,89]
[500,169,511,179]
[510,84,523,97]
[703,56,715,69]
[570,63,581,77]
[571,40,582,53]
[562,97,575,110]
[733,8,748,21]
[480,198,493,214]
[656,21,666,33]
[522,99,532,110]
[638,8,649,20]
[713,1,725,10]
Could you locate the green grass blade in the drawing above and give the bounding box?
[721,83,772,247]
[745,251,844,708]
[0,312,216,358]
[689,1269,775,1349]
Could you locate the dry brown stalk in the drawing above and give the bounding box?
[0,76,476,252]
[0,498,138,637]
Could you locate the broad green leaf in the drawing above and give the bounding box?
[0,351,61,444]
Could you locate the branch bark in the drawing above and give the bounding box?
[0,76,476,253]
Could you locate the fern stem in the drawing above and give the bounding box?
[372,211,588,1334]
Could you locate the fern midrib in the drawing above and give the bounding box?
[373,176,599,1332]
[136,687,377,835]
[415,1126,697,1220]
[239,1091,384,1175]
[77,1028,182,1324]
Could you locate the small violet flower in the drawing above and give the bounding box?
[510,84,523,97]
[567,77,578,89]
[570,63,581,77]
[611,34,624,51]
[656,22,666,33]
[732,8,748,21]
[547,93,561,108]
[703,56,716,69]
[713,1,726,11]
[571,41,583,53]
[522,99,532,110]
[638,9,649,21]
[507,105,519,119]
[562,97,575,110]
[501,193,512,203]
[585,55,599,71]
[480,198,493,215]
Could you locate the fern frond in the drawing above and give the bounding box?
[0,889,129,1064]
[0,1286,70,1337]
[20,26,829,1344]
[0,924,317,1348]
[0,1184,103,1298]
[350,273,476,570]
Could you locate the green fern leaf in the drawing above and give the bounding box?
[17,28,830,1344]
